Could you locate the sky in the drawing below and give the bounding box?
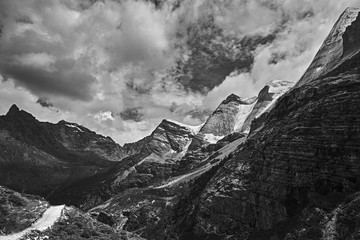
[0,0,359,145]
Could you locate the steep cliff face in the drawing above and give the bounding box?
[142,119,200,159]
[296,7,360,87]
[188,7,360,240]
[189,94,257,149]
[122,119,201,161]
[200,94,257,136]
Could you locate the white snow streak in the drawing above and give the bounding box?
[165,119,204,134]
[154,164,212,189]
[203,133,224,144]
[65,123,83,132]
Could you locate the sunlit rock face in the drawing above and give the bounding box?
[140,119,200,160]
[189,94,257,149]
[296,7,360,87]
[188,8,360,239]
[188,80,293,150]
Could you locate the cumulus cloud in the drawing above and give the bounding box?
[0,0,359,144]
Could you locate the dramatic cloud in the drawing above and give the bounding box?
[0,0,359,144]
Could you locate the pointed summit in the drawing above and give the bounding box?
[222,94,257,105]
[223,93,240,104]
[296,7,360,87]
[5,104,36,120]
[6,104,20,116]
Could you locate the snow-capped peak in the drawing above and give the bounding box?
[164,119,204,135]
[267,79,294,93]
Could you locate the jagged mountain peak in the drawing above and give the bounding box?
[146,118,198,157]
[266,79,293,89]
[222,93,257,105]
[163,119,203,134]
[5,104,35,120]
[236,80,293,133]
[6,104,20,115]
[296,7,360,87]
[57,119,93,134]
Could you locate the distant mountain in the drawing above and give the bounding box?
[189,80,293,149]
[0,104,127,195]
[123,119,201,161]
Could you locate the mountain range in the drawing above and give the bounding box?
[1,7,360,240]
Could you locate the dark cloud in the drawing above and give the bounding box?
[0,60,96,101]
[268,52,287,65]
[37,97,53,108]
[119,107,144,122]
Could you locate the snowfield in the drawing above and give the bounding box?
[2,205,65,240]
[203,133,224,144]
[165,119,204,135]
[154,164,213,189]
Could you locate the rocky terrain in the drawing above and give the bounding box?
[1,6,360,240]
[179,7,360,240]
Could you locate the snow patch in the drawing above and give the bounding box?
[233,102,256,131]
[203,133,224,144]
[315,66,323,72]
[154,164,213,189]
[113,155,152,185]
[165,119,204,134]
[141,153,167,164]
[65,123,84,132]
[257,80,293,117]
[89,199,112,212]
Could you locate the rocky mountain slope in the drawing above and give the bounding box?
[172,7,360,240]
[0,104,126,196]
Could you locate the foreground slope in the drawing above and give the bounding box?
[0,186,143,240]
